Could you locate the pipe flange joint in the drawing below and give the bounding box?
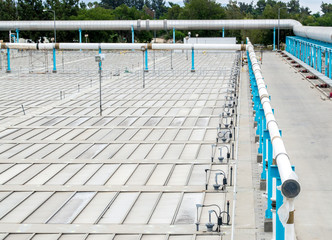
[266,119,278,129]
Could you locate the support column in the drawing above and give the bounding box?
[325,50,328,77]
[318,47,322,73]
[52,48,57,73]
[191,47,195,72]
[329,50,332,79]
[99,48,102,70]
[173,28,175,44]
[144,49,148,72]
[79,28,82,51]
[79,28,82,43]
[222,28,225,38]
[16,29,19,43]
[6,48,11,73]
[273,28,276,51]
[131,25,134,44]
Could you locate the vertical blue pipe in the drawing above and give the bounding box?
[52,48,57,73]
[16,29,19,43]
[173,28,175,44]
[265,135,272,219]
[325,50,328,77]
[99,48,102,70]
[329,50,332,79]
[318,48,322,73]
[79,28,82,43]
[273,28,276,51]
[276,177,284,240]
[191,48,195,71]
[145,49,148,71]
[79,28,82,51]
[6,48,11,72]
[222,28,225,38]
[131,25,134,44]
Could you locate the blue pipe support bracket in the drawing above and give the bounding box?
[145,49,148,71]
[6,48,11,73]
[52,48,57,73]
[222,28,225,38]
[16,29,19,43]
[261,129,269,181]
[131,25,134,44]
[173,28,175,43]
[191,48,195,72]
[273,27,276,51]
[99,48,102,69]
[79,28,82,43]
[325,50,328,77]
[265,131,272,219]
[329,50,332,79]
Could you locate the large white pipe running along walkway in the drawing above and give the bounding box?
[0,19,331,43]
[247,38,300,239]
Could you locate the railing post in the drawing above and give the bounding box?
[329,50,332,79]
[173,28,175,44]
[222,28,225,38]
[145,49,148,72]
[79,28,82,51]
[131,25,134,44]
[273,28,276,51]
[52,48,57,73]
[16,29,19,43]
[325,50,328,77]
[6,48,11,73]
[191,47,195,72]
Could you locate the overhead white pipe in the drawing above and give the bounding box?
[1,42,247,51]
[0,19,331,43]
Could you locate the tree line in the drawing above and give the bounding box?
[0,0,331,45]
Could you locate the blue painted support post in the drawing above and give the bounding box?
[191,48,195,72]
[131,25,134,44]
[79,28,82,43]
[325,50,328,77]
[264,130,272,219]
[6,48,11,73]
[261,129,269,182]
[222,28,225,38]
[318,47,322,73]
[258,107,264,154]
[276,177,284,240]
[329,50,332,79]
[273,28,276,51]
[145,49,148,72]
[79,28,82,51]
[16,29,19,43]
[314,46,317,70]
[52,48,57,73]
[173,28,175,44]
[99,48,102,70]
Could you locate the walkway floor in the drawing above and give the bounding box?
[261,52,332,239]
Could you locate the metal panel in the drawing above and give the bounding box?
[0,192,32,219]
[167,165,191,186]
[86,164,119,185]
[174,193,203,224]
[149,193,181,224]
[24,192,73,223]
[124,192,159,224]
[0,192,53,223]
[146,164,172,185]
[74,192,117,224]
[48,192,95,224]
[99,192,139,224]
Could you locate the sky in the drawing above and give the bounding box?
[166,0,323,13]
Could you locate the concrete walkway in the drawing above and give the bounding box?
[261,52,332,239]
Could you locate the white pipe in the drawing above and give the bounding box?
[0,19,331,43]
[1,42,246,51]
[247,38,300,198]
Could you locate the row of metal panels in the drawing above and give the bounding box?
[0,191,227,225]
[0,163,228,186]
[0,127,219,142]
[12,116,221,127]
[0,142,227,161]
[0,233,222,240]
